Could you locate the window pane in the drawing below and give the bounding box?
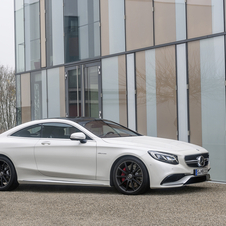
[68,67,81,117]
[136,50,156,136]
[47,67,65,118]
[31,71,47,120]
[102,55,127,126]
[127,54,136,131]
[225,0,226,31]
[176,44,188,142]
[47,68,60,117]
[175,0,186,40]
[64,0,100,63]
[24,0,41,71]
[155,0,186,45]
[85,66,99,118]
[15,0,23,10]
[136,46,177,139]
[16,75,22,125]
[11,124,41,137]
[188,36,226,181]
[100,0,125,56]
[42,123,80,139]
[15,0,25,73]
[187,0,224,39]
[46,0,64,67]
[125,0,153,51]
[21,73,31,123]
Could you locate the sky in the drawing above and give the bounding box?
[0,0,15,69]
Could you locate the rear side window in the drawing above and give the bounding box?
[11,125,41,138]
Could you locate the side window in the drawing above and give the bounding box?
[11,125,42,138]
[41,123,91,139]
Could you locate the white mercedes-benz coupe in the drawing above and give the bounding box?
[0,118,210,195]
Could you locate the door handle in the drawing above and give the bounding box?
[41,141,51,145]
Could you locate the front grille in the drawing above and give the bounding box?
[185,153,209,167]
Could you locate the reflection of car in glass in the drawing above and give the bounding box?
[0,118,210,195]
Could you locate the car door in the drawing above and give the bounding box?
[9,124,42,177]
[34,122,97,180]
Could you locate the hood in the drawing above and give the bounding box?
[102,136,207,155]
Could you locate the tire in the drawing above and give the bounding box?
[113,156,149,195]
[0,156,19,191]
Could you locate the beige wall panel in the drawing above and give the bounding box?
[187,0,212,39]
[21,73,31,123]
[155,0,176,45]
[21,107,31,123]
[126,0,153,51]
[188,41,202,146]
[156,46,177,140]
[40,0,46,68]
[100,0,110,56]
[118,55,127,126]
[59,66,65,117]
[188,0,211,5]
[136,51,147,135]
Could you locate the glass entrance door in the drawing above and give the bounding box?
[66,62,101,118]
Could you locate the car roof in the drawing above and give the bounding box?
[51,117,103,124]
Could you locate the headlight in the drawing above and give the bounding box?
[148,151,179,165]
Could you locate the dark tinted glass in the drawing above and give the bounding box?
[41,123,81,139]
[11,124,41,138]
[64,0,100,63]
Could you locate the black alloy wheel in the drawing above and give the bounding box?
[0,157,18,191]
[113,156,149,195]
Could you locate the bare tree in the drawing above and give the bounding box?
[0,65,16,133]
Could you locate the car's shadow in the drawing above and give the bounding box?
[14,183,212,195]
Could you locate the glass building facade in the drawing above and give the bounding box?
[15,0,226,182]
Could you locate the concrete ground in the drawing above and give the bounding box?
[0,182,225,226]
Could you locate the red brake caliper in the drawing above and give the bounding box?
[121,167,126,182]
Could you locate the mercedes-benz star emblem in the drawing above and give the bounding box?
[197,155,205,167]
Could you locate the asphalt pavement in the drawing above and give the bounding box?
[0,182,226,226]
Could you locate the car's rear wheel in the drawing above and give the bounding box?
[0,156,18,191]
[113,156,149,195]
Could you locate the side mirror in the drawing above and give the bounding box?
[70,132,87,143]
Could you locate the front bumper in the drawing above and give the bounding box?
[142,152,211,189]
[160,173,210,187]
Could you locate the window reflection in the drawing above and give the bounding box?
[100,0,125,55]
[188,36,226,181]
[16,75,22,125]
[46,0,64,67]
[154,0,186,45]
[102,56,127,126]
[125,0,153,51]
[64,0,100,63]
[31,71,47,120]
[136,46,177,139]
[24,0,41,71]
[15,0,25,73]
[187,0,224,39]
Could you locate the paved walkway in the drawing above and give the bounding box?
[1,182,226,225]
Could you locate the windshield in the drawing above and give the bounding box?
[79,120,141,138]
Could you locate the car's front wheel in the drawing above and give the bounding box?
[113,156,149,195]
[0,156,18,191]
